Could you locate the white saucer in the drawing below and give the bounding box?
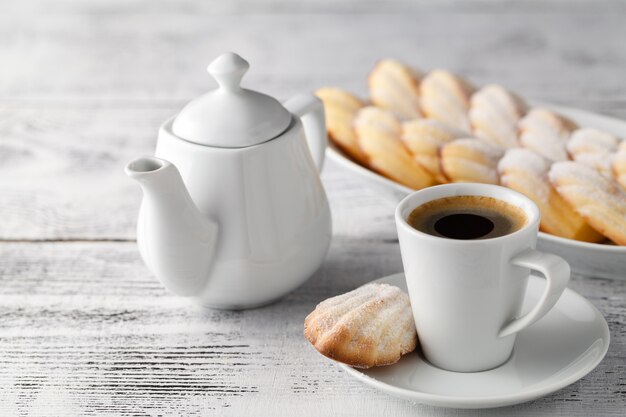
[339,273,610,409]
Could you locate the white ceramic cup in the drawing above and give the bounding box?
[395,183,570,372]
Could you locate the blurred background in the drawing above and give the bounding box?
[1,0,625,241]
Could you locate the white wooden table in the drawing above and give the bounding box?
[0,1,625,415]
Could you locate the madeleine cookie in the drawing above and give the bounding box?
[354,106,435,189]
[304,283,417,369]
[567,128,619,176]
[519,131,569,162]
[612,141,626,189]
[469,84,527,148]
[368,59,422,120]
[567,128,619,155]
[519,108,577,139]
[518,108,576,162]
[420,69,475,132]
[315,87,366,163]
[550,161,626,245]
[440,138,505,184]
[401,119,466,183]
[498,149,604,242]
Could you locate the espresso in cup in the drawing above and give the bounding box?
[396,184,570,372]
[407,195,527,240]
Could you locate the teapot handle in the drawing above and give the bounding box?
[283,94,327,172]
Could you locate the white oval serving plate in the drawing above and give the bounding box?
[327,103,626,279]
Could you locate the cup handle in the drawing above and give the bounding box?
[498,248,570,338]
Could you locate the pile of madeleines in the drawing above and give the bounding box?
[315,59,626,246]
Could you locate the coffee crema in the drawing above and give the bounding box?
[407,195,527,240]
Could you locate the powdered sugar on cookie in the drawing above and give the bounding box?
[304,283,417,369]
[469,84,527,148]
[550,161,626,244]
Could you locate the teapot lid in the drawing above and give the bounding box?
[172,52,292,147]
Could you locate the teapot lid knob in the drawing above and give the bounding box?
[207,52,249,92]
[171,52,292,147]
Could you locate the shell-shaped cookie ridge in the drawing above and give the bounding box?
[368,59,422,120]
[304,283,417,368]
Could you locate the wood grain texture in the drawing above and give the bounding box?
[0,0,625,415]
[1,12,626,109]
[0,242,624,417]
[3,0,626,15]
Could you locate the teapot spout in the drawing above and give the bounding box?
[125,157,218,297]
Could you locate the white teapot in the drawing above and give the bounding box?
[125,52,331,309]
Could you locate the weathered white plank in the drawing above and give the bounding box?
[0,242,624,416]
[0,13,625,111]
[3,0,626,15]
[0,108,170,240]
